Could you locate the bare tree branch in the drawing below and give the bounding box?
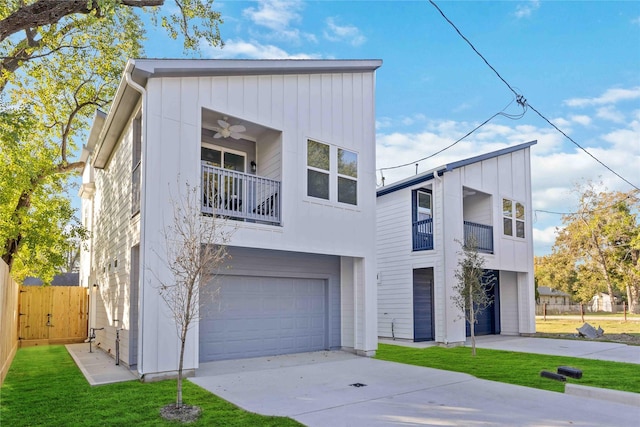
[0,0,164,42]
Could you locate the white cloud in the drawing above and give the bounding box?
[570,115,592,126]
[596,106,626,123]
[323,17,366,47]
[243,0,303,32]
[514,0,540,19]
[564,86,640,107]
[207,39,321,59]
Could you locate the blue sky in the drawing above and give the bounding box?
[141,0,640,255]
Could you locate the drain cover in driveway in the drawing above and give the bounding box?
[349,383,367,387]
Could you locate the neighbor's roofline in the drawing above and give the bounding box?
[376,140,537,197]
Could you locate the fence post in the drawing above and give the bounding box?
[543,302,547,321]
[580,304,584,323]
[623,301,627,322]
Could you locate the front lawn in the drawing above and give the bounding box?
[375,343,640,394]
[1,346,302,427]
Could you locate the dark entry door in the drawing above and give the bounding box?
[413,268,434,341]
[466,270,501,336]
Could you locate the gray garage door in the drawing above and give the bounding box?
[199,275,328,362]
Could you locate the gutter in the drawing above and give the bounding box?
[124,60,147,378]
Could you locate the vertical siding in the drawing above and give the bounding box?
[131,67,378,374]
[499,271,519,334]
[91,112,141,367]
[377,146,535,343]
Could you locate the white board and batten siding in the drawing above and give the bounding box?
[135,62,380,375]
[88,110,142,368]
[376,142,537,344]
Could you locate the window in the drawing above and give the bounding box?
[416,190,432,221]
[338,148,357,205]
[307,140,358,205]
[201,145,246,213]
[131,116,141,215]
[307,140,330,200]
[503,198,525,238]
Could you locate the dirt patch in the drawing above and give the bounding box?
[534,332,640,346]
[160,404,201,424]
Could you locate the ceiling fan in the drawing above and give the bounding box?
[214,117,246,139]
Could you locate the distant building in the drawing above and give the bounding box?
[537,286,571,306]
[590,292,617,312]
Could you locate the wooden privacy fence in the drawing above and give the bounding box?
[18,286,89,346]
[1,260,19,386]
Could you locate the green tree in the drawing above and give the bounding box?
[0,1,223,278]
[451,236,495,356]
[538,182,640,313]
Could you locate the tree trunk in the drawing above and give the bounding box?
[593,234,617,313]
[469,292,476,357]
[2,190,32,270]
[177,332,186,408]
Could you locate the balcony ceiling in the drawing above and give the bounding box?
[201,108,276,142]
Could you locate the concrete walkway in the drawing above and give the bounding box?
[66,343,137,385]
[66,337,640,425]
[191,346,640,427]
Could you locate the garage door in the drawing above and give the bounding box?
[199,275,328,362]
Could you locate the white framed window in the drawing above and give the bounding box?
[307,139,330,200]
[307,139,358,206]
[416,190,432,221]
[503,198,525,238]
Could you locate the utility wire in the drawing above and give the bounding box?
[379,111,499,172]
[526,103,639,191]
[428,0,639,192]
[378,96,526,174]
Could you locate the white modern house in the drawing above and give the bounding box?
[376,142,537,344]
[78,58,382,380]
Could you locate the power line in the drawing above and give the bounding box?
[526,103,639,191]
[428,0,639,192]
[378,96,526,174]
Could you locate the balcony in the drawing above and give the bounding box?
[201,164,281,225]
[412,218,433,251]
[412,219,493,253]
[464,221,493,253]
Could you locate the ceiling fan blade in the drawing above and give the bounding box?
[228,124,246,133]
[218,119,230,129]
[230,133,242,140]
[214,132,223,138]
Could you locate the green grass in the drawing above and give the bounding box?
[1,346,302,427]
[375,343,640,394]
[536,319,640,335]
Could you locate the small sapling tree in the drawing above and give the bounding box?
[156,182,233,421]
[451,236,495,356]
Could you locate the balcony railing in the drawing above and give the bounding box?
[201,164,281,225]
[464,221,493,253]
[412,218,433,251]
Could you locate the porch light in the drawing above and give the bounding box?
[251,161,257,172]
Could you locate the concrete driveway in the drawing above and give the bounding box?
[191,347,640,427]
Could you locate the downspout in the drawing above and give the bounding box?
[124,61,147,377]
[433,169,446,343]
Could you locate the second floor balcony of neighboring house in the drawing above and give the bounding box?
[201,164,281,225]
[411,186,494,253]
[411,218,494,253]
